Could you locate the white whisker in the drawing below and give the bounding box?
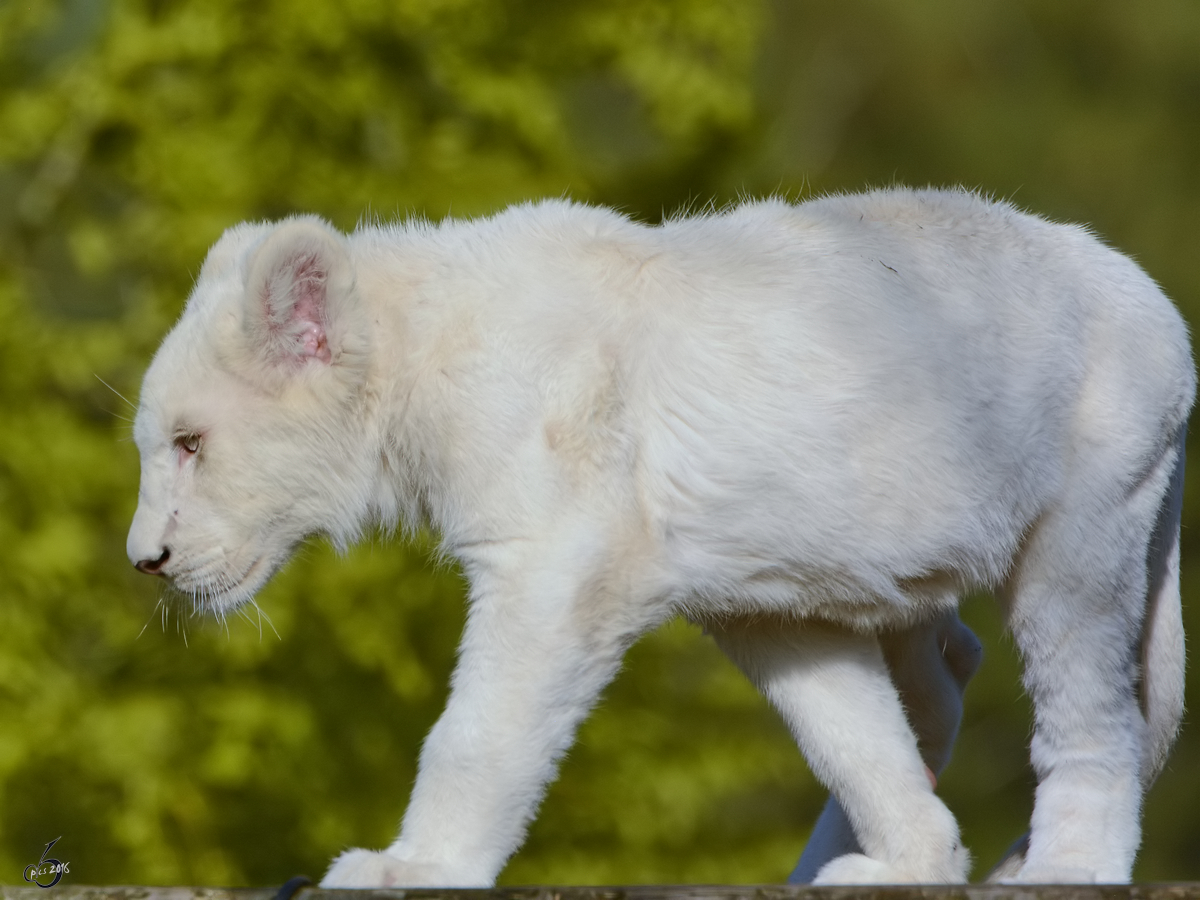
[137,596,165,640]
[252,601,280,640]
[95,374,137,412]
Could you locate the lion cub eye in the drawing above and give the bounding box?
[175,432,202,455]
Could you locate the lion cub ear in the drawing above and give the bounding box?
[244,216,354,371]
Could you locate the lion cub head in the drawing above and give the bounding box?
[127,216,375,612]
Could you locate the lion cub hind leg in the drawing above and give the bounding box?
[790,611,983,883]
[1004,443,1184,883]
[710,618,970,884]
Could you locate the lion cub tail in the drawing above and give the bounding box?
[1139,424,1188,789]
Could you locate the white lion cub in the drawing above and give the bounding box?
[127,189,1192,885]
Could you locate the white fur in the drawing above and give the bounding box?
[790,610,983,882]
[127,189,1193,885]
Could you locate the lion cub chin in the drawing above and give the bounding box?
[128,188,1192,885]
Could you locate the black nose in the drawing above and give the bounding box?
[134,547,171,576]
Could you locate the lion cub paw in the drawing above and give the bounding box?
[813,853,899,884]
[320,848,467,888]
[1003,863,1109,884]
[814,845,970,884]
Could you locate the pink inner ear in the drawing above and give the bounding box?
[294,295,332,364]
[262,252,333,365]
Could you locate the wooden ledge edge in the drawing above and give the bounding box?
[5,885,1200,900]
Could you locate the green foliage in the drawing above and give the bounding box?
[1,0,1199,886]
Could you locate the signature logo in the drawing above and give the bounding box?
[23,837,69,888]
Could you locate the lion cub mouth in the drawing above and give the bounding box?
[163,551,278,615]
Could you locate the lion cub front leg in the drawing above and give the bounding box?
[321,543,638,887]
[711,618,970,884]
